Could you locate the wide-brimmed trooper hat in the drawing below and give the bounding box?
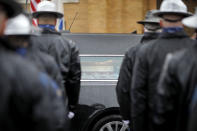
[138,10,160,25]
[182,7,197,28]
[0,0,22,18]
[153,0,192,18]
[32,1,63,19]
[4,14,32,36]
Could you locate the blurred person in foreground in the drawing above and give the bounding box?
[131,0,195,131]
[154,7,197,131]
[116,9,161,130]
[0,0,65,131]
[4,14,64,92]
[4,13,67,130]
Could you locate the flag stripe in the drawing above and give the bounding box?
[30,1,36,12]
[35,0,40,3]
[32,19,37,26]
[59,19,63,30]
[31,0,41,26]
[31,0,37,8]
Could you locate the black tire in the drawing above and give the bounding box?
[91,114,130,131]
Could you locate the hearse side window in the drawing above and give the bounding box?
[80,55,123,80]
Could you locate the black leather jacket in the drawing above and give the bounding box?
[116,33,159,121]
[31,29,81,110]
[131,30,195,131]
[154,43,197,131]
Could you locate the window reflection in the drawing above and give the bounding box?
[80,56,123,80]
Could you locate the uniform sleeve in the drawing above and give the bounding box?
[66,40,81,110]
[116,50,134,120]
[131,47,148,131]
[153,54,180,131]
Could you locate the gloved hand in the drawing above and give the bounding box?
[68,111,75,119]
[122,120,131,131]
[122,120,130,125]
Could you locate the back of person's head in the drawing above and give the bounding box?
[32,1,63,27]
[137,10,161,32]
[160,14,184,28]
[153,0,192,28]
[4,14,32,48]
[144,23,161,33]
[38,13,57,25]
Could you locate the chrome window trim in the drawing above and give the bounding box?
[81,80,118,82]
[80,54,124,57]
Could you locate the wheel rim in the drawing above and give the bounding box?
[99,121,129,131]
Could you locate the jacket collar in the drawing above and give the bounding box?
[159,29,188,39]
[38,24,56,30]
[140,32,160,43]
[42,28,61,35]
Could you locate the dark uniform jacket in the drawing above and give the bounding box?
[154,43,197,131]
[116,33,159,121]
[0,38,65,131]
[131,30,195,131]
[31,28,81,110]
[16,47,63,89]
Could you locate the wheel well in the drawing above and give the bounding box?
[81,107,120,131]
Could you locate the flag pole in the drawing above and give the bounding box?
[26,0,28,11]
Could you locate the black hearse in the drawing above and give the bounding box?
[63,33,142,131]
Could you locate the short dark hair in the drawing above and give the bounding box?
[38,13,57,19]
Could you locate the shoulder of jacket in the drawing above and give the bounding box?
[62,37,76,46]
[125,43,141,58]
[168,49,190,71]
[137,40,156,56]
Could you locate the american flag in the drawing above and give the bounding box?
[52,0,65,31]
[30,0,41,26]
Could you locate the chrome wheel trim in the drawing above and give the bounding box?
[99,121,129,131]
